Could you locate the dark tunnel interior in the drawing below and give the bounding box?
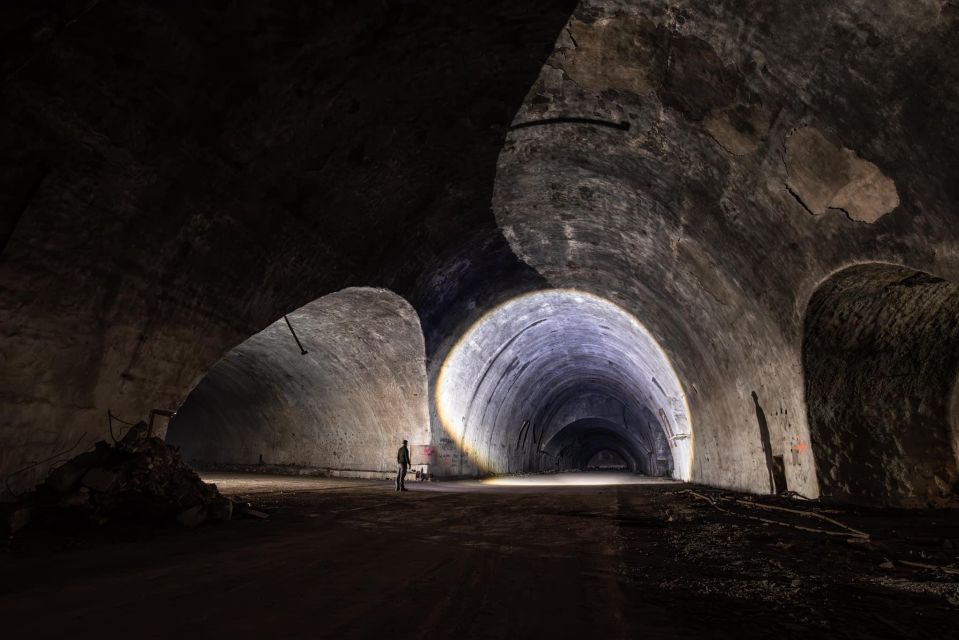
[3,1,959,636]
[542,417,673,475]
[166,288,430,476]
[433,289,691,479]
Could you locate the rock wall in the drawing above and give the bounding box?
[3,0,959,504]
[0,0,574,492]
[803,265,959,507]
[492,0,959,496]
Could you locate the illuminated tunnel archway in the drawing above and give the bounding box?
[434,290,692,479]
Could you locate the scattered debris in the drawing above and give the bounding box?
[898,559,959,576]
[4,422,266,537]
[680,489,870,539]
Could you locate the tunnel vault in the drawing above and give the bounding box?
[167,288,430,477]
[433,290,691,479]
[803,264,959,507]
[3,1,959,505]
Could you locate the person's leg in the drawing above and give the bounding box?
[400,464,408,490]
[395,465,402,491]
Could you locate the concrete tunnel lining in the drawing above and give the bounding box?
[803,263,959,506]
[166,288,430,476]
[434,289,692,478]
[542,416,669,474]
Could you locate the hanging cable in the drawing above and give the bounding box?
[283,315,308,355]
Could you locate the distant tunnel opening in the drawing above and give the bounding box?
[542,417,672,475]
[433,290,692,479]
[166,288,430,478]
[587,449,631,472]
[803,264,959,507]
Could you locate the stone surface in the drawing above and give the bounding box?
[803,264,959,507]
[175,504,208,528]
[80,467,117,493]
[0,0,575,492]
[433,290,690,478]
[0,505,32,537]
[9,425,227,532]
[491,0,959,499]
[1,0,959,505]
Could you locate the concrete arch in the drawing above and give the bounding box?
[802,263,959,506]
[586,449,631,471]
[540,416,672,475]
[433,289,692,479]
[166,288,429,477]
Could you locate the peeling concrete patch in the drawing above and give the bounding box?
[659,34,739,122]
[784,127,900,223]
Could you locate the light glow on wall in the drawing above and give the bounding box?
[434,289,693,479]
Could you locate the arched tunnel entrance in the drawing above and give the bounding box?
[166,288,430,478]
[803,264,959,507]
[433,289,692,479]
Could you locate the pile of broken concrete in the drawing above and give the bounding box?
[3,422,252,537]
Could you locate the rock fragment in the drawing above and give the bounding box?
[784,127,899,223]
[5,421,252,535]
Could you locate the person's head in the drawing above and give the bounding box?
[402,439,408,445]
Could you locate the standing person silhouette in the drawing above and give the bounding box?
[396,439,412,492]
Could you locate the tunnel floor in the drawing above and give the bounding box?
[2,475,957,639]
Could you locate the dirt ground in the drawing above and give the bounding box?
[2,473,957,639]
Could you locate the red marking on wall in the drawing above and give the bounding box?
[791,442,808,454]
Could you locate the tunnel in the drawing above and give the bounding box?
[4,0,959,636]
[166,288,430,478]
[542,417,671,474]
[803,264,959,507]
[433,289,691,479]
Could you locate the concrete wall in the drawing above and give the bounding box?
[3,0,959,505]
[803,265,959,507]
[491,0,959,497]
[0,0,574,492]
[166,288,430,475]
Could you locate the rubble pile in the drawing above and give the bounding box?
[3,422,241,536]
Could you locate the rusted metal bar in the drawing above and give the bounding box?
[283,315,308,355]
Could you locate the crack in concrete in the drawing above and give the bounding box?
[785,182,816,216]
